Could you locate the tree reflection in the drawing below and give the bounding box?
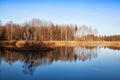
[22,62,35,75]
[73,46,98,61]
[0,46,101,75]
[106,46,120,50]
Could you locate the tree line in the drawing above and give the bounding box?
[77,34,120,41]
[0,19,120,41]
[0,19,74,41]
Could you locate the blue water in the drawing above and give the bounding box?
[0,47,120,80]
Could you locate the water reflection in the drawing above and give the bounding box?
[0,46,119,75]
[106,46,120,50]
[73,46,99,61]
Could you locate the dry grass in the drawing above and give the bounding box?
[0,40,120,48]
[43,41,120,47]
[15,40,27,47]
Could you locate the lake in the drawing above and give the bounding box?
[0,46,120,80]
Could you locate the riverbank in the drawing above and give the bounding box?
[0,40,120,47]
[0,40,120,51]
[43,41,120,47]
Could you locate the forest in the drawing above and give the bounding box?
[0,19,120,41]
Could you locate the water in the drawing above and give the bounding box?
[0,46,120,80]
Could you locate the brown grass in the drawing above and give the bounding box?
[0,40,120,48]
[15,40,27,47]
[43,41,120,47]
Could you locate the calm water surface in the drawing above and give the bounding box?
[0,46,120,80]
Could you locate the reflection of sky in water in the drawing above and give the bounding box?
[0,47,120,80]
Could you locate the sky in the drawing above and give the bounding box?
[0,0,120,35]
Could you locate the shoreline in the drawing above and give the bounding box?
[0,40,120,47]
[43,41,120,47]
[0,40,120,51]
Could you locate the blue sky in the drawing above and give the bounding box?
[0,0,120,35]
